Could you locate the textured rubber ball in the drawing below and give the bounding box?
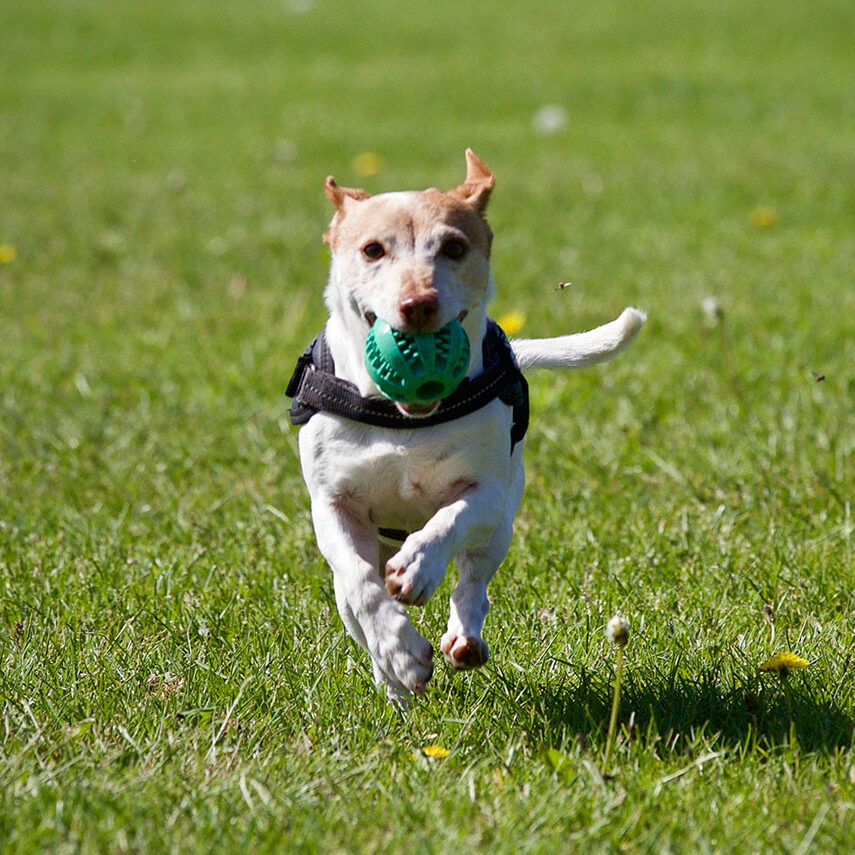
[364,318,470,404]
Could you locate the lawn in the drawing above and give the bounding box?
[2,0,854,851]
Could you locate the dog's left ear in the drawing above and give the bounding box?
[450,148,495,214]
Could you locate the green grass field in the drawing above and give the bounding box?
[2,0,854,851]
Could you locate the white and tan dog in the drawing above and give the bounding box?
[291,150,645,702]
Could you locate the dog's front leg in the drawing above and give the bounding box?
[384,479,507,607]
[311,498,435,701]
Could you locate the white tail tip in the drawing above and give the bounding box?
[511,307,647,371]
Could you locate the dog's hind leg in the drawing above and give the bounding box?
[441,465,524,670]
[440,520,511,670]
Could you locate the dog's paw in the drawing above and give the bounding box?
[371,619,435,697]
[385,544,446,606]
[372,660,421,706]
[440,632,490,670]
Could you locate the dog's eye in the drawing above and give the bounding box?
[362,242,385,261]
[441,238,467,260]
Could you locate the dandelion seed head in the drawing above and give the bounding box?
[606,615,630,648]
[532,105,567,135]
[702,296,723,324]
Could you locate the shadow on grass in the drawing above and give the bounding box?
[488,664,854,755]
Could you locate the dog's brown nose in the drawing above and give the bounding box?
[399,294,439,330]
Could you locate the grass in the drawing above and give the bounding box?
[2,0,854,851]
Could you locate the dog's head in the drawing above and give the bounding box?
[322,149,496,341]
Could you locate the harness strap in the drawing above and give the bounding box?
[286,319,529,450]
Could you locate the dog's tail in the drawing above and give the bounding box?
[510,307,646,371]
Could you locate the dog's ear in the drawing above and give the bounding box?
[323,177,371,246]
[450,149,495,214]
[324,176,370,209]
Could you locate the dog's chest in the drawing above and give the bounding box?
[299,406,512,530]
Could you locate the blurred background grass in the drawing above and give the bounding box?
[1,0,854,851]
[2,0,852,525]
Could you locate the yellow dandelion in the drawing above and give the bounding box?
[757,651,809,676]
[422,744,450,759]
[0,244,17,264]
[497,311,526,336]
[352,152,385,177]
[750,207,778,229]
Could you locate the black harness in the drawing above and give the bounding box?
[286,318,529,451]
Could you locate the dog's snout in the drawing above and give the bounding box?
[399,294,439,330]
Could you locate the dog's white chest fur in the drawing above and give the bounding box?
[299,401,515,533]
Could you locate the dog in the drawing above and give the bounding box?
[287,149,645,702]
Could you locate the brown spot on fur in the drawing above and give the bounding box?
[442,477,478,505]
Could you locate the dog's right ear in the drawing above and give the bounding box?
[323,177,370,246]
[324,176,370,209]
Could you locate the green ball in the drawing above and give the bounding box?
[364,318,471,404]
